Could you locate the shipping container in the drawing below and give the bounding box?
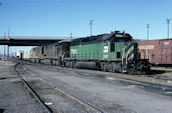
[138,39,172,65]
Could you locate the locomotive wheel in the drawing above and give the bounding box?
[136,63,148,75]
[136,71,142,75]
[145,67,151,74]
[102,64,108,72]
[128,64,136,75]
[128,68,135,75]
[112,67,119,73]
[112,67,116,73]
[73,62,77,69]
[136,64,143,75]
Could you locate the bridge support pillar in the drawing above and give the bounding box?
[7,45,9,60]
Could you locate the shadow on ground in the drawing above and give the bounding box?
[149,70,166,75]
[0,108,4,113]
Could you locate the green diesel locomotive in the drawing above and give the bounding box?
[30,31,150,74]
[63,31,150,74]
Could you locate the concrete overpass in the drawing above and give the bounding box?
[0,36,67,46]
[0,36,68,60]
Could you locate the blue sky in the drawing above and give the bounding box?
[0,0,171,54]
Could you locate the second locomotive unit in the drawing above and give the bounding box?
[30,31,150,74]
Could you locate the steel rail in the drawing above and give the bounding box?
[21,60,172,89]
[41,80,104,113]
[14,63,53,113]
[121,77,172,89]
[16,61,104,113]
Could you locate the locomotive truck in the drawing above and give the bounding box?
[30,31,150,74]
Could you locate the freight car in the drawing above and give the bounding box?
[138,39,172,66]
[30,31,150,74]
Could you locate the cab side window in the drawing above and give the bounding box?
[117,52,121,58]
[104,40,108,46]
[42,47,44,54]
[110,39,115,52]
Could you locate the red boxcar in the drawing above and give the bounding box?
[138,39,172,65]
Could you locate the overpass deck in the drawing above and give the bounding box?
[0,36,67,46]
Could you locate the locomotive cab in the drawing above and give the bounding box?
[58,39,71,65]
[122,41,150,74]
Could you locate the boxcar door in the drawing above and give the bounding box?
[159,40,164,64]
[163,40,171,64]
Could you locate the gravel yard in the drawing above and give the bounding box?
[21,63,172,113]
[0,61,45,113]
[1,60,172,113]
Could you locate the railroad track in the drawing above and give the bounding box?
[14,61,172,113]
[16,60,172,90]
[40,79,104,113]
[105,74,172,89]
[14,63,104,113]
[14,63,53,113]
[47,64,172,89]
[151,66,172,72]
[29,62,172,88]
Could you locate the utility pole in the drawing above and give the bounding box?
[4,32,6,60]
[166,18,170,38]
[89,20,94,36]
[146,24,150,40]
[70,33,72,39]
[7,46,9,60]
[7,26,10,60]
[8,26,10,40]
